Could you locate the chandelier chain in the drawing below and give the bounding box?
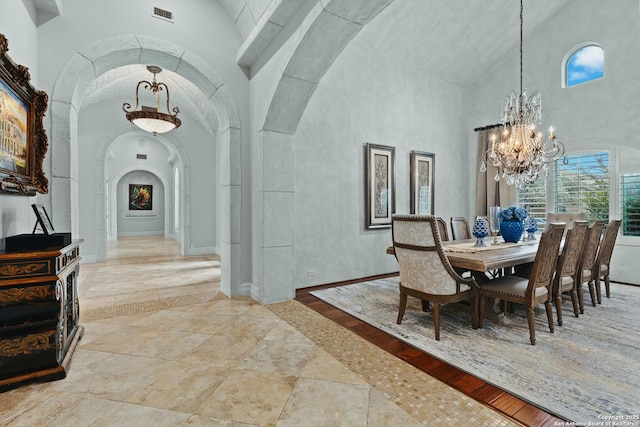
[520,0,523,96]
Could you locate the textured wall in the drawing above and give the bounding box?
[292,27,470,288]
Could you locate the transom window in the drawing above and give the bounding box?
[566,45,604,87]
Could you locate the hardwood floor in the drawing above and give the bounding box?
[295,274,566,427]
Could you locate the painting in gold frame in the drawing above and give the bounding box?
[0,33,49,195]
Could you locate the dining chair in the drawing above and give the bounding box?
[392,214,479,341]
[593,219,621,303]
[450,217,471,240]
[479,222,565,345]
[436,217,450,241]
[545,212,585,237]
[577,221,605,312]
[551,221,588,326]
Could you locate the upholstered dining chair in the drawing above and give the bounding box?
[551,221,588,326]
[593,219,621,303]
[577,221,605,312]
[450,217,471,240]
[436,217,450,241]
[392,215,479,341]
[479,222,565,345]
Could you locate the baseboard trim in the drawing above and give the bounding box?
[295,271,399,295]
[117,231,163,237]
[81,255,97,264]
[188,246,218,256]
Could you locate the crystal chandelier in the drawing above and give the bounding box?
[481,0,565,189]
[123,65,181,135]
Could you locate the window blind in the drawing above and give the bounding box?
[621,173,640,236]
[554,152,609,224]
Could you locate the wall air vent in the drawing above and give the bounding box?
[152,7,174,22]
[137,154,147,160]
[141,105,156,112]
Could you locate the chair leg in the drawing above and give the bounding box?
[479,296,485,328]
[577,285,585,314]
[605,275,611,298]
[433,303,441,341]
[397,292,407,324]
[545,300,554,334]
[555,293,563,326]
[588,280,597,307]
[421,299,429,311]
[570,289,580,318]
[595,276,602,304]
[527,307,536,345]
[470,296,479,330]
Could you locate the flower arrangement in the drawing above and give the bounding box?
[499,206,528,222]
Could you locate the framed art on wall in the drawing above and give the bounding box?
[365,143,395,229]
[0,33,49,195]
[129,184,153,211]
[410,151,435,215]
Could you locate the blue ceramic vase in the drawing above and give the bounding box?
[500,220,524,243]
[472,218,490,247]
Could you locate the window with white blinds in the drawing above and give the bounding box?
[554,152,609,224]
[518,177,546,223]
[621,173,640,237]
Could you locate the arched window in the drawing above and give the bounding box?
[564,44,604,87]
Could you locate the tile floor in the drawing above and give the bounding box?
[1,237,518,426]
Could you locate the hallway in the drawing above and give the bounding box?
[1,237,516,426]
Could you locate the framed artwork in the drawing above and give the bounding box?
[410,151,435,215]
[31,203,55,235]
[0,33,49,195]
[365,143,395,229]
[129,184,153,210]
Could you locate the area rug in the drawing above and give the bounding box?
[311,278,640,424]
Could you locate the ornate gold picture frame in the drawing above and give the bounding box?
[0,33,49,195]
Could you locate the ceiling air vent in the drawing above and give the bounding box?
[141,105,156,112]
[152,7,174,22]
[137,154,147,160]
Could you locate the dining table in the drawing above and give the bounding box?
[387,238,541,282]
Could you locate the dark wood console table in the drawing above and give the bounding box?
[0,240,84,391]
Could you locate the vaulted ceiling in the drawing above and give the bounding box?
[37,0,575,135]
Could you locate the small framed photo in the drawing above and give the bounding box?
[31,203,55,235]
[365,143,395,229]
[410,151,435,215]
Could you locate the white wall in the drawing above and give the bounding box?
[290,19,470,288]
[468,0,640,284]
[0,0,41,250]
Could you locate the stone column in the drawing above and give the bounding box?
[252,130,294,304]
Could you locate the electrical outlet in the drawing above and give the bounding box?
[306,269,316,277]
